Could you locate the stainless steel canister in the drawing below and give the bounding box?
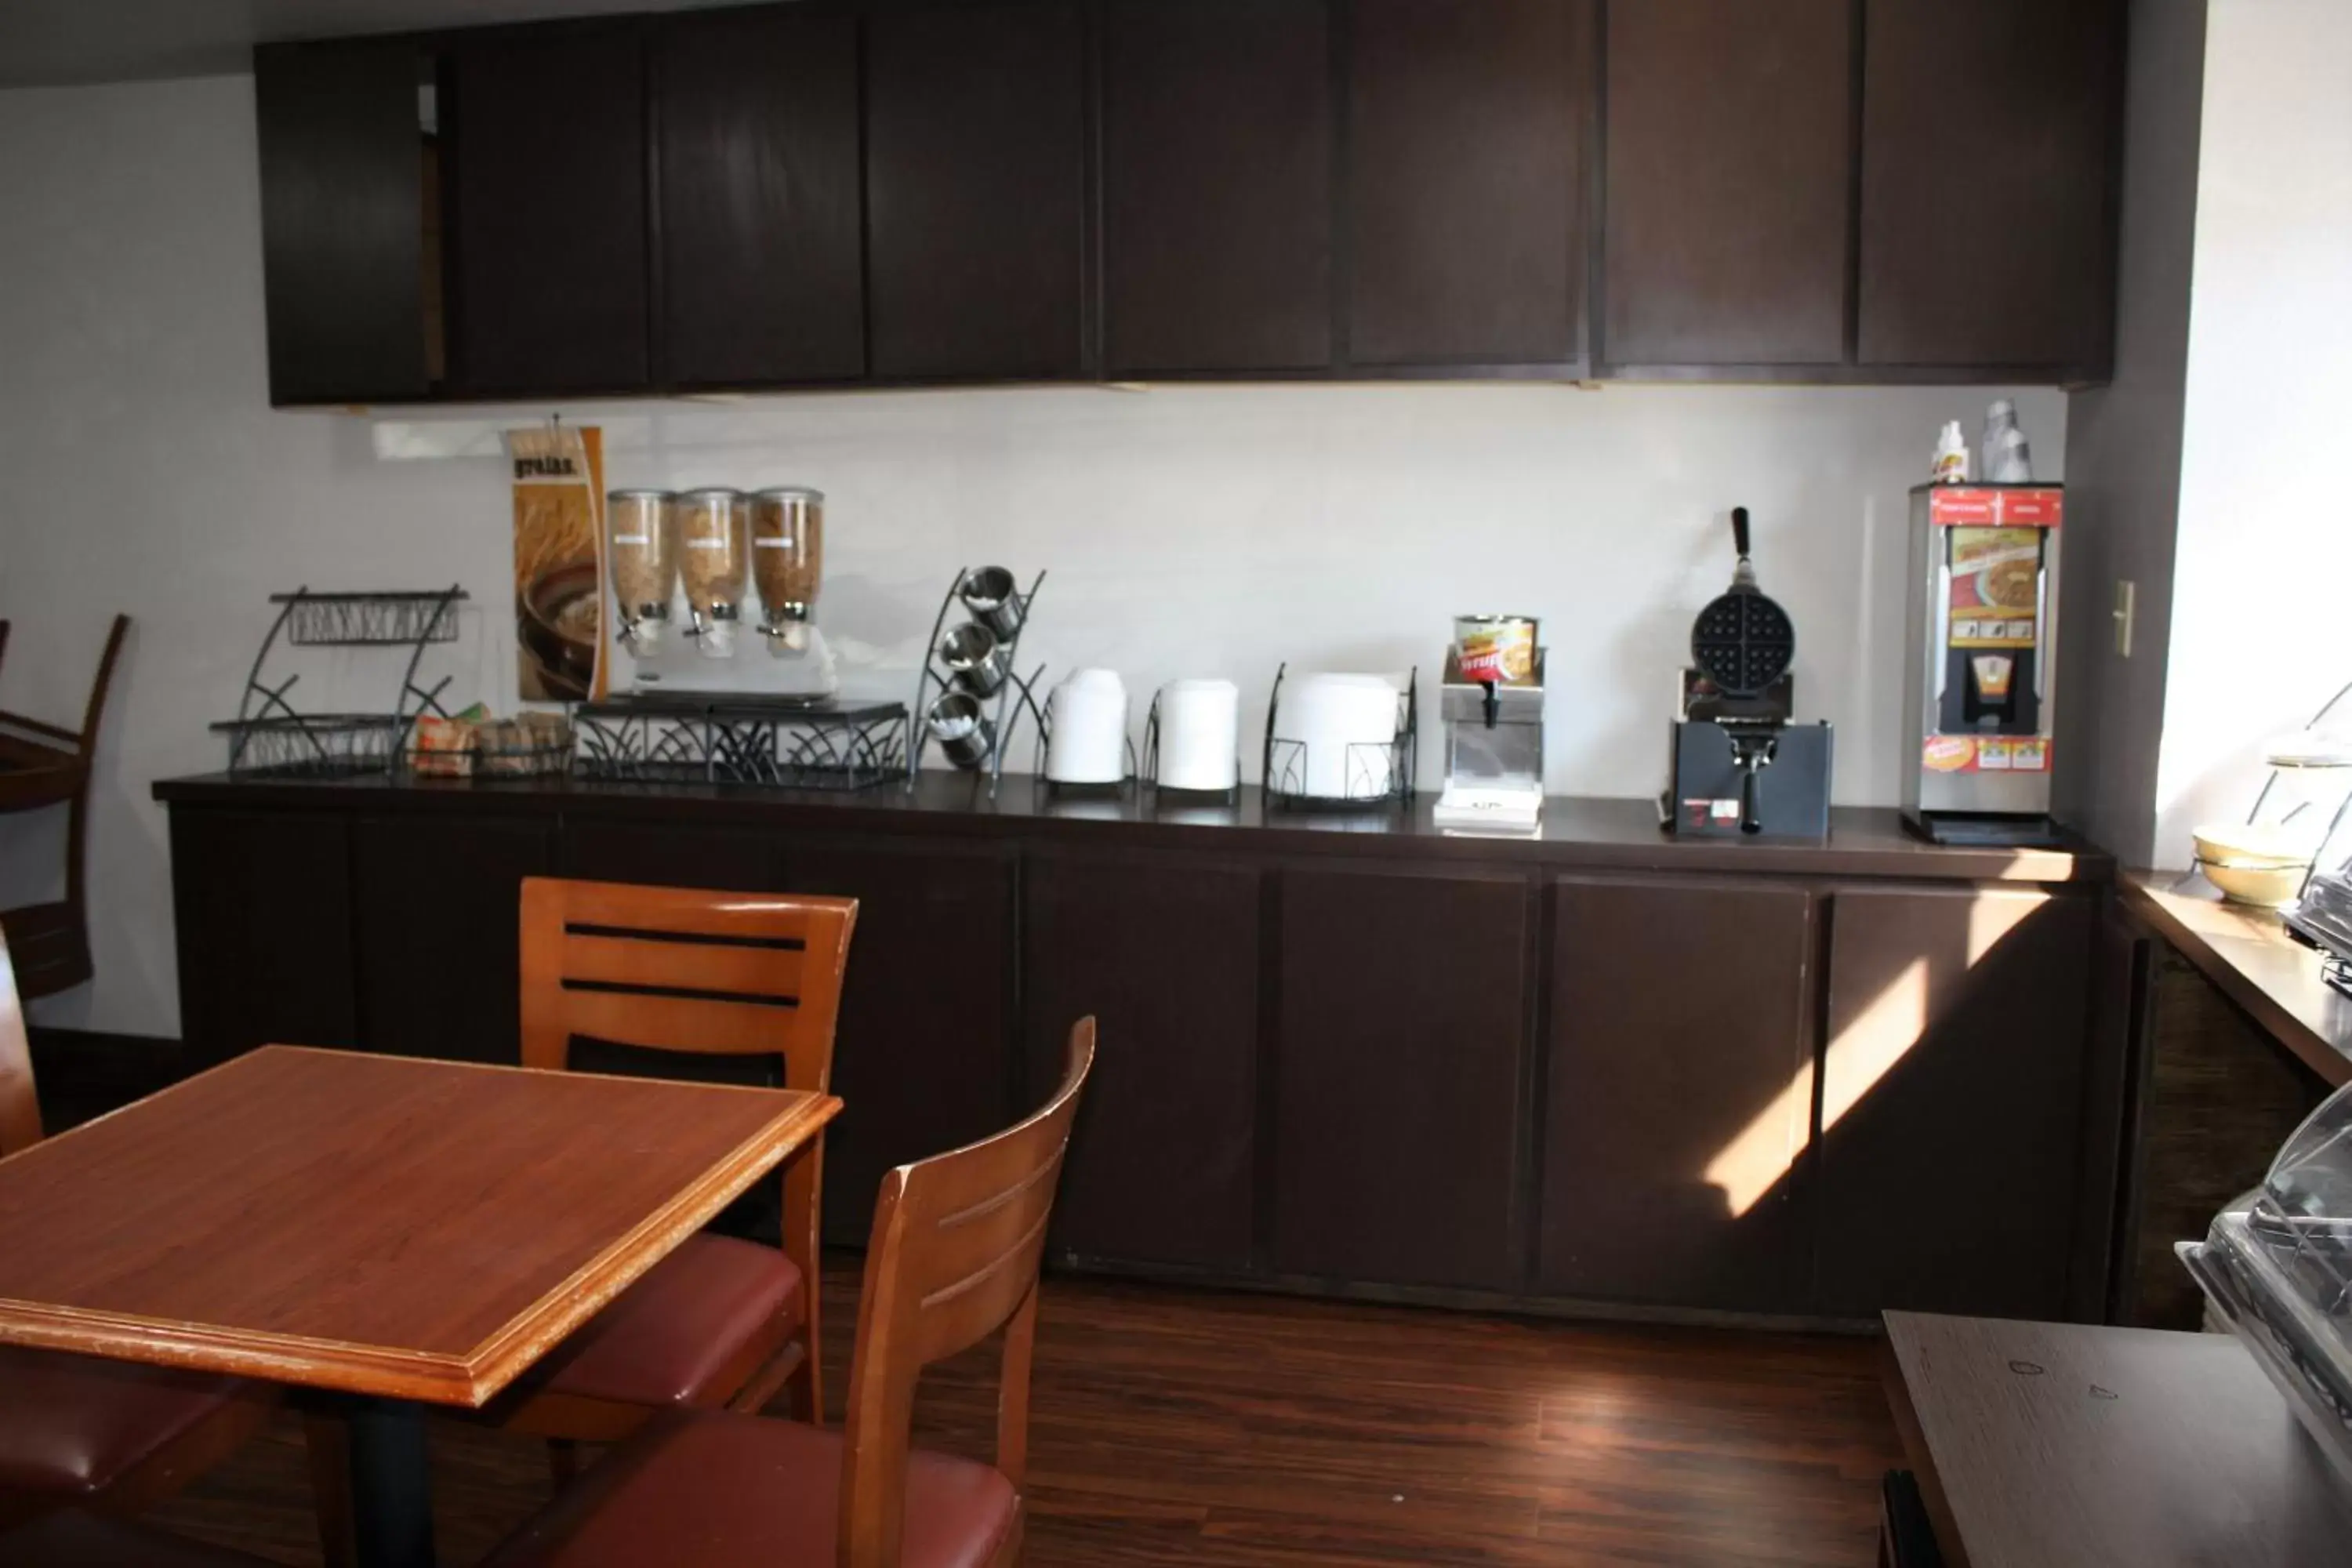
[958,566,1025,641]
[926,691,996,770]
[938,622,1011,698]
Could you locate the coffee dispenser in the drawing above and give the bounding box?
[1900,484,2063,844]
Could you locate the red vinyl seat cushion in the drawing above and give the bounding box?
[0,1507,274,1566]
[0,1347,252,1498]
[534,1235,804,1407]
[487,1406,1018,1568]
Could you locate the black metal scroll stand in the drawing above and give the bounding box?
[906,569,1050,800]
[1261,663,1419,811]
[211,586,467,776]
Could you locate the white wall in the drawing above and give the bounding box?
[0,72,2065,1039]
[2154,0,2352,862]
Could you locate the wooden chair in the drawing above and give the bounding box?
[0,927,278,1530]
[495,877,858,1441]
[482,1016,1097,1568]
[308,877,860,1566]
[0,614,129,1000]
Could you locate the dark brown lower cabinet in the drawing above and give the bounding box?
[559,818,782,891]
[1539,875,1817,1312]
[1023,848,1261,1272]
[1813,884,2095,1319]
[169,810,358,1069]
[1272,865,1529,1291]
[158,781,2122,1322]
[351,816,551,1064]
[777,836,1016,1244]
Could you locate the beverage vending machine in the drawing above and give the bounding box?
[1900,483,2064,845]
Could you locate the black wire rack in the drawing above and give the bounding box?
[212,586,467,776]
[1260,664,1419,811]
[276,591,465,648]
[906,568,1049,800]
[574,694,908,789]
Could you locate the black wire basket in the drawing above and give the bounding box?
[211,714,407,778]
[274,590,464,648]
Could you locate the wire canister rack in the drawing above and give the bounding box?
[907,568,1049,800]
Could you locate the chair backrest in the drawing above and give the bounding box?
[518,877,857,1291]
[834,1017,1096,1568]
[74,615,130,761]
[0,928,42,1156]
[519,877,856,1082]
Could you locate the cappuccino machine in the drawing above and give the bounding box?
[1900,483,2064,844]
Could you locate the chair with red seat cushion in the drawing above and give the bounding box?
[0,1349,270,1506]
[310,880,860,1567]
[483,1018,1097,1568]
[496,878,857,1438]
[0,929,277,1530]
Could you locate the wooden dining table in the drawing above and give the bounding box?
[0,1045,840,1568]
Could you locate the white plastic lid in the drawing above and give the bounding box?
[2264,731,2352,769]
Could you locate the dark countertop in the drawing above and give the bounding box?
[2121,870,2352,1087]
[154,769,2111,884]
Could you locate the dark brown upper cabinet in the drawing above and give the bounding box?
[1857,0,2121,372]
[254,40,435,406]
[1102,0,1334,376]
[1602,0,1853,368]
[1346,0,1588,372]
[446,23,650,396]
[657,6,865,388]
[868,1,1087,380]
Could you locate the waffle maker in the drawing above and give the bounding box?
[1663,507,1833,838]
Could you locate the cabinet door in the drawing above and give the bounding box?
[1602,0,1851,367]
[869,1,1087,380]
[1346,0,1587,370]
[1857,0,2119,370]
[168,811,357,1070]
[255,39,432,405]
[1540,876,1817,1311]
[1102,0,1334,374]
[1273,866,1528,1290]
[352,816,551,1065]
[1815,884,2094,1318]
[779,838,1016,1243]
[558,819,779,893]
[657,7,863,387]
[448,23,649,395]
[1024,849,1260,1272]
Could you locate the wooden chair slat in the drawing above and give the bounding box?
[550,989,796,1058]
[558,931,808,998]
[549,880,833,943]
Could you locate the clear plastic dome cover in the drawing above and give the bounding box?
[2179,1078,2352,1490]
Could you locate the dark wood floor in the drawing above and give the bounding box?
[148,1268,1900,1566]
